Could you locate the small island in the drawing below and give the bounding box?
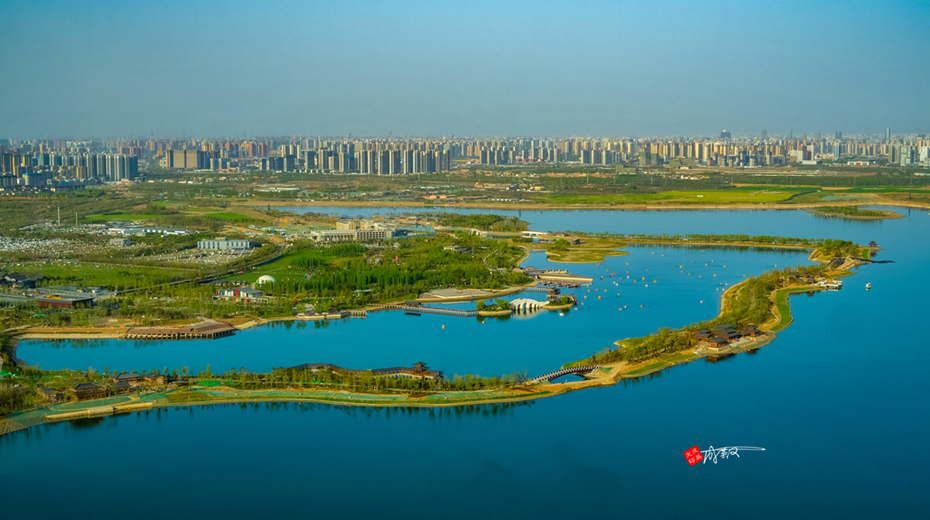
[810,206,903,220]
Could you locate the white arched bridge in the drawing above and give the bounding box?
[510,298,546,312]
[530,365,602,383]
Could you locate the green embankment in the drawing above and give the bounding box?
[772,287,823,332]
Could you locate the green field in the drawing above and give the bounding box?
[87,209,257,222]
[625,352,695,376]
[86,213,160,222]
[546,249,628,263]
[4,262,193,289]
[541,187,806,205]
[772,287,822,332]
[223,248,321,283]
[202,211,258,221]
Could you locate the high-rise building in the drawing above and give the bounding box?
[761,130,768,140]
[720,130,731,139]
[164,149,207,169]
[835,131,843,139]
[787,129,793,139]
[885,128,891,141]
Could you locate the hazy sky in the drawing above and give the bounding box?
[1,0,927,138]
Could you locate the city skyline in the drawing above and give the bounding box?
[2,0,929,137]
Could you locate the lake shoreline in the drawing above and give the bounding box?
[242,199,930,212]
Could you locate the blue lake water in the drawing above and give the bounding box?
[4,206,930,518]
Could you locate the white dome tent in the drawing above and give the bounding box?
[255,275,276,286]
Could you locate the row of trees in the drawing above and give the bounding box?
[476,299,511,311]
[565,230,837,247]
[434,213,528,232]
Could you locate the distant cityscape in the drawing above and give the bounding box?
[1,130,929,193]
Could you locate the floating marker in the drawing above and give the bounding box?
[441,325,445,330]
[640,304,644,308]
[700,300,703,303]
[598,296,601,299]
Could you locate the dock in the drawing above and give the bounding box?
[125,321,236,340]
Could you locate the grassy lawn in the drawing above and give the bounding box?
[545,236,629,263]
[86,213,160,222]
[203,211,257,221]
[575,237,628,248]
[547,249,628,263]
[861,247,871,260]
[772,287,821,332]
[625,352,695,376]
[540,187,806,205]
[5,262,192,288]
[223,248,323,283]
[660,188,804,203]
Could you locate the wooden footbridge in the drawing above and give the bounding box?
[379,303,477,317]
[524,286,559,295]
[530,365,602,383]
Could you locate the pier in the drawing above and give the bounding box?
[124,321,236,340]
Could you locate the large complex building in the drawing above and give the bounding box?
[197,239,259,250]
[163,149,208,170]
[309,220,398,242]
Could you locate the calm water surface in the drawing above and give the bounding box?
[4,207,929,519]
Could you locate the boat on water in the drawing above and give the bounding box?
[866,283,872,290]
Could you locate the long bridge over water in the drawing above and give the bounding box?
[378,303,478,317]
[530,365,602,383]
